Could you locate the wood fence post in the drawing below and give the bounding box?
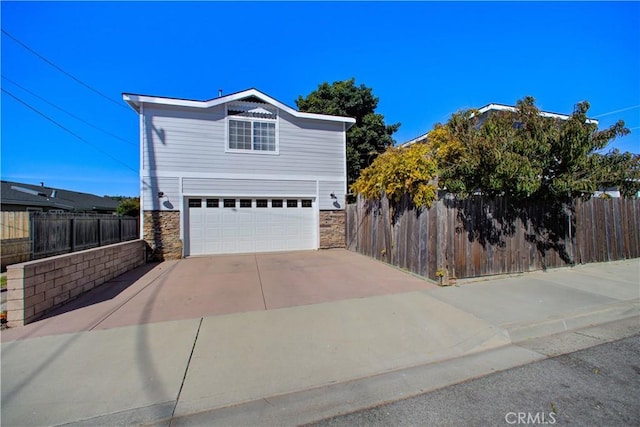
[435,199,448,281]
[119,218,123,242]
[98,218,103,247]
[567,199,574,264]
[382,195,392,264]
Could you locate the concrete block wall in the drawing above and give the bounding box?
[6,240,146,327]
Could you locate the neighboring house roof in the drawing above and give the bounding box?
[0,180,120,212]
[475,103,599,125]
[122,88,356,128]
[402,131,430,148]
[402,103,599,147]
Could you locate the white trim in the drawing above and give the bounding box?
[401,131,429,147]
[142,170,345,182]
[182,191,317,198]
[223,149,280,156]
[475,103,599,124]
[179,176,184,244]
[123,89,356,126]
[139,103,145,239]
[315,180,320,248]
[183,195,319,256]
[225,114,280,155]
[342,122,348,196]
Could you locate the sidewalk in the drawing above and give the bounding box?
[1,258,638,426]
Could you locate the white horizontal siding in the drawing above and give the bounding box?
[142,176,180,211]
[276,112,345,176]
[318,181,346,210]
[143,105,226,173]
[143,105,346,178]
[183,178,316,197]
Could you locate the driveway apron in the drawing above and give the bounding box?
[1,249,436,341]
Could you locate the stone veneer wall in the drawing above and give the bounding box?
[143,211,183,261]
[319,210,346,249]
[6,240,146,327]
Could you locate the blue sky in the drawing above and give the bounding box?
[2,1,639,197]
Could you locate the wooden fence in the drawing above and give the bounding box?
[346,195,640,281]
[1,212,32,268]
[1,212,139,270]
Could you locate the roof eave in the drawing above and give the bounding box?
[401,131,429,147]
[121,89,356,126]
[122,94,141,113]
[476,103,598,125]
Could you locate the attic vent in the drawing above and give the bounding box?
[227,101,277,119]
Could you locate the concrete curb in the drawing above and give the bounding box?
[161,345,544,427]
[503,299,639,343]
[145,316,639,427]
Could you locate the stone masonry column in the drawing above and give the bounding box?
[143,211,182,260]
[319,210,346,249]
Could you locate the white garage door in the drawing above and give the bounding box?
[187,197,316,256]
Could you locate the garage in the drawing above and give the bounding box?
[186,197,316,256]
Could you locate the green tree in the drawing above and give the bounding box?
[116,197,140,217]
[296,78,400,186]
[351,143,438,208]
[434,97,636,200]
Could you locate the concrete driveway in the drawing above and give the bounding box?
[1,249,436,341]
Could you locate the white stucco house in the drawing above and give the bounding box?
[123,88,355,259]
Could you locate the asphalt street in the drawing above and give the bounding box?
[311,334,640,427]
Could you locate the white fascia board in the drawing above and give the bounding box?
[123,93,204,112]
[477,103,573,120]
[122,89,356,127]
[476,104,514,115]
[122,94,141,113]
[476,103,598,125]
[401,131,429,147]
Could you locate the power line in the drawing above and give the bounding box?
[1,29,131,113]
[2,75,137,147]
[592,105,640,118]
[2,88,138,175]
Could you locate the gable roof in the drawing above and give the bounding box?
[1,180,121,212]
[122,88,356,128]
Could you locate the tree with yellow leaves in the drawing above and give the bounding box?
[350,143,438,208]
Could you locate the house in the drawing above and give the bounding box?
[0,180,120,213]
[122,88,355,260]
[402,103,599,147]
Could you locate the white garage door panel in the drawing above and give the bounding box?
[187,198,316,256]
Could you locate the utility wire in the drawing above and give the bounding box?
[1,29,131,113]
[592,105,640,118]
[2,88,137,175]
[2,75,137,147]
